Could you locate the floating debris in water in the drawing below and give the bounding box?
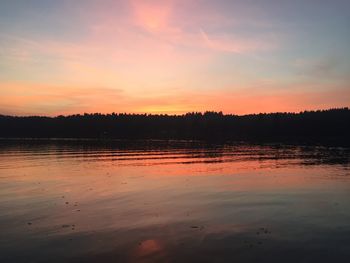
[190,225,204,230]
[258,227,271,234]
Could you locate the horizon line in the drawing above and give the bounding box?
[1,107,349,118]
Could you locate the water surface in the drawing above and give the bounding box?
[0,141,350,262]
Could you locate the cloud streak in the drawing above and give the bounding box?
[1,81,348,116]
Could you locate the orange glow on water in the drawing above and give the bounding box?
[1,143,350,262]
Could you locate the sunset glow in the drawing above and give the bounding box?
[1,0,349,115]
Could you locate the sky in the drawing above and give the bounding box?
[0,0,349,116]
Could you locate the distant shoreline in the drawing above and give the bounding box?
[1,108,349,145]
[2,108,349,119]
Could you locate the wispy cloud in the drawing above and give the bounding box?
[199,28,276,54]
[1,80,348,116]
[293,56,342,78]
[0,82,124,115]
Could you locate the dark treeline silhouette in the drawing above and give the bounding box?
[0,108,349,143]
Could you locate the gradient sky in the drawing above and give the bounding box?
[0,0,349,115]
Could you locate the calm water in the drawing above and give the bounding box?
[0,141,350,263]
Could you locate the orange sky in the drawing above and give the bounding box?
[0,0,349,116]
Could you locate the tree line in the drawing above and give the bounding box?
[0,108,349,143]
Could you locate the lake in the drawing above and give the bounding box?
[0,140,350,263]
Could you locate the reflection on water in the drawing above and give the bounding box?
[0,140,350,263]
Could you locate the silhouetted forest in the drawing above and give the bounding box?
[0,108,349,143]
